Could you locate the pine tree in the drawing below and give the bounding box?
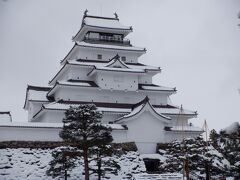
[157,137,230,179]
[209,129,219,148]
[89,145,120,180]
[46,146,79,180]
[215,123,240,178]
[59,104,113,180]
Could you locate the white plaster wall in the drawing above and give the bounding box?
[36,111,65,123]
[0,127,62,141]
[124,111,167,154]
[0,126,128,144]
[54,66,93,83]
[68,66,93,81]
[36,109,123,124]
[54,87,169,105]
[101,113,124,123]
[95,72,138,91]
[28,102,45,121]
[176,118,188,126]
[54,68,70,83]
[111,130,128,143]
[69,47,140,63]
[138,74,153,84]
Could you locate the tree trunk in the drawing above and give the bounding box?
[97,158,101,180]
[185,159,190,180]
[83,146,89,180]
[205,161,210,180]
[64,157,68,180]
[65,169,68,180]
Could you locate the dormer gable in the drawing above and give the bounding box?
[114,96,171,123]
[106,55,129,69]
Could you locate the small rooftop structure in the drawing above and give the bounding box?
[0,111,12,122]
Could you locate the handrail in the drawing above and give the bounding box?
[84,36,131,45]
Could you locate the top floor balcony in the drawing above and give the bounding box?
[83,36,131,46]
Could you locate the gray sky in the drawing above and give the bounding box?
[0,0,239,131]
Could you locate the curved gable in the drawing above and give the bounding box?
[115,97,171,123]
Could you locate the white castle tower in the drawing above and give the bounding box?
[23,11,203,153]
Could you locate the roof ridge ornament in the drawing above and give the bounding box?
[131,96,149,110]
[84,9,88,17]
[115,54,120,60]
[114,12,119,20]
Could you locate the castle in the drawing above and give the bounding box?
[0,11,203,154]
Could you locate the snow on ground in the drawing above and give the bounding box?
[133,173,182,180]
[0,148,145,180]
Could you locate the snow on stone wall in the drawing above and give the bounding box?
[0,148,145,180]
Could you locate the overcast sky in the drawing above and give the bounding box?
[0,0,239,131]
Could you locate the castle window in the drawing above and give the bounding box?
[121,56,126,62]
[97,54,102,60]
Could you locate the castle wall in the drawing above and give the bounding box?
[138,74,153,84]
[0,126,128,144]
[95,71,138,91]
[69,47,139,63]
[0,127,62,141]
[123,111,167,154]
[28,102,45,121]
[54,87,168,105]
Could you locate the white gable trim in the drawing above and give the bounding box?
[115,100,171,124]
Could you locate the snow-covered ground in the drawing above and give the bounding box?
[0,148,146,180]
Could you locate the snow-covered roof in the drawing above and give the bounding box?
[72,13,133,42]
[139,84,176,92]
[61,42,146,65]
[50,59,161,86]
[47,80,98,97]
[76,41,146,52]
[84,16,131,30]
[24,85,52,109]
[73,59,160,70]
[71,59,159,71]
[58,80,98,87]
[86,55,160,76]
[42,102,131,114]
[0,122,62,128]
[155,106,197,116]
[220,122,239,134]
[87,65,146,76]
[105,124,128,130]
[0,112,12,122]
[165,126,203,132]
[28,89,49,101]
[0,121,127,130]
[33,99,196,121]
